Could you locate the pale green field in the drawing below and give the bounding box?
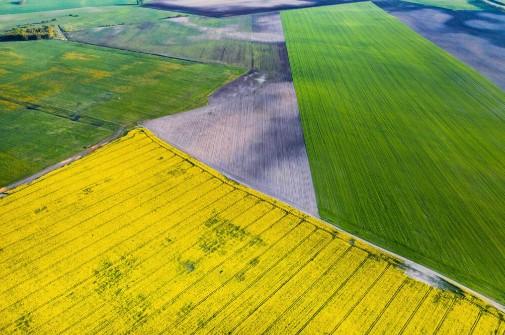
[0,6,175,32]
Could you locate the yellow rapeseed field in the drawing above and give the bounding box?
[0,128,503,334]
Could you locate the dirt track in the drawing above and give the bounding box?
[379,0,505,90]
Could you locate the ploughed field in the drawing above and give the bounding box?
[0,40,240,187]
[0,128,503,334]
[282,2,505,304]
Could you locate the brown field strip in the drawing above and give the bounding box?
[0,128,503,334]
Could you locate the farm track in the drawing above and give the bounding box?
[0,128,503,334]
[145,12,318,215]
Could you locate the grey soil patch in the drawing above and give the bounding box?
[378,0,505,90]
[169,13,285,43]
[145,72,318,215]
[144,0,364,17]
[145,13,317,215]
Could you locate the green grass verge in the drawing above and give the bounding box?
[0,6,176,32]
[282,2,505,303]
[0,40,242,187]
[0,0,136,15]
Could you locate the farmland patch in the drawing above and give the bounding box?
[146,73,318,215]
[0,128,502,333]
[65,12,286,78]
[145,12,315,214]
[0,0,136,15]
[379,0,505,89]
[282,1,505,303]
[0,6,176,33]
[0,40,240,187]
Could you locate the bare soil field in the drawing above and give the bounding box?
[144,0,361,16]
[378,0,505,90]
[144,72,318,215]
[144,12,317,214]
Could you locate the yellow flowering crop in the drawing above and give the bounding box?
[0,128,503,334]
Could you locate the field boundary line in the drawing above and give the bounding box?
[0,127,125,195]
[141,128,505,313]
[66,39,208,64]
[0,95,120,130]
[3,127,505,313]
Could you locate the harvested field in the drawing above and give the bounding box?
[283,2,505,304]
[379,0,505,90]
[66,12,287,76]
[145,72,317,215]
[0,40,239,187]
[143,0,361,16]
[0,128,503,334]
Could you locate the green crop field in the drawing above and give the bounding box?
[282,2,505,303]
[0,108,112,187]
[0,0,135,15]
[0,40,241,187]
[0,6,174,32]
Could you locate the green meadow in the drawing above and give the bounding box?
[0,0,135,15]
[0,40,241,187]
[0,6,174,32]
[282,2,505,303]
